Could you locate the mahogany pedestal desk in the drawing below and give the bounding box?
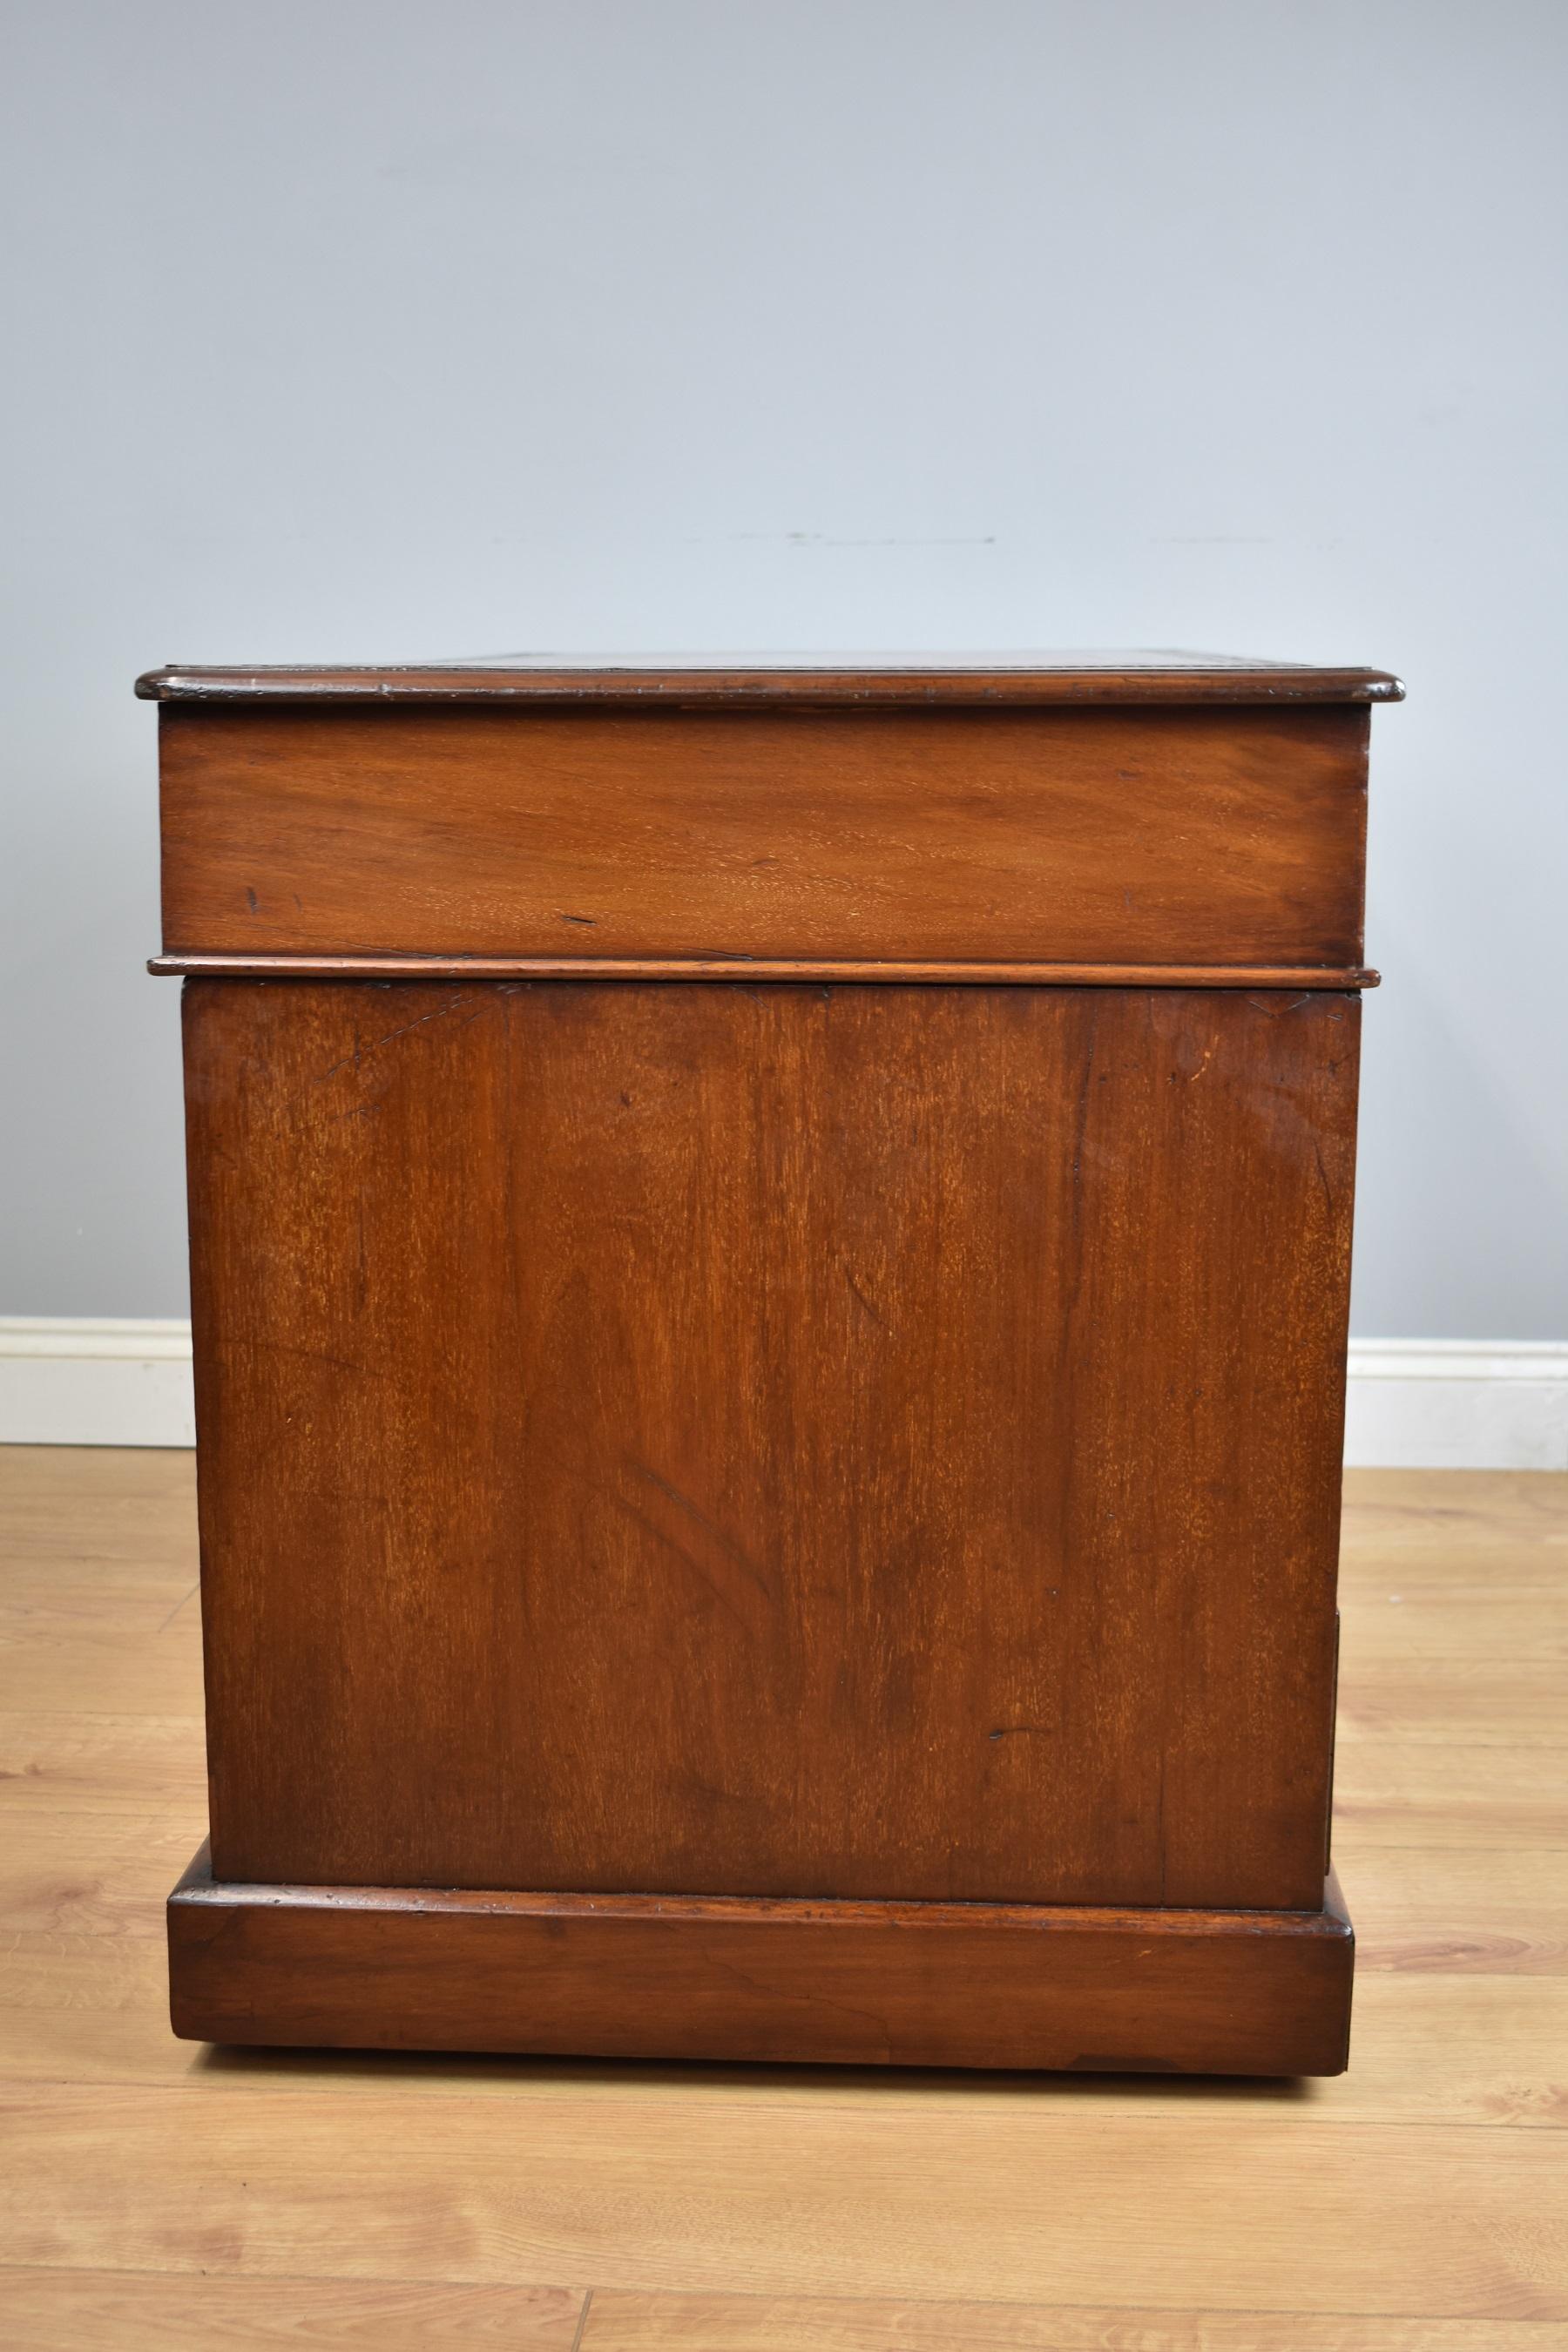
[143,653,1402,2076]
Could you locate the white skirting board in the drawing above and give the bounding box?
[0,1321,1565,1470]
[0,1320,197,1450]
[1342,1340,1568,1472]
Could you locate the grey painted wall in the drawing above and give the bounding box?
[3,0,1565,1335]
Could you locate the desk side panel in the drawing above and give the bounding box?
[183,978,1356,1911]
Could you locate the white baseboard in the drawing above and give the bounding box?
[1343,1339,1568,1471]
[2,1320,1565,1470]
[0,1319,197,1449]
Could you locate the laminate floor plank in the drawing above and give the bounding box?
[1,1813,206,1935]
[0,1713,206,1816]
[1337,1659,1568,1746]
[0,2267,584,2349]
[1339,1468,1568,1548]
[3,2082,1565,2315]
[578,2294,1568,2350]
[1332,1741,1568,1847]
[0,1448,199,1572]
[0,1622,204,1718]
[0,1570,198,1645]
[1337,1593,1568,1662]
[1344,1844,1568,1975]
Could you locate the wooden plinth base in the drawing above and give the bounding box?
[168,1848,1353,2076]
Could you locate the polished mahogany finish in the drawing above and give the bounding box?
[168,1848,1355,2078]
[183,978,1355,1912]
[138,653,1402,706]
[152,652,1399,2073]
[155,701,1369,969]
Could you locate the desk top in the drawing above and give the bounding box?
[137,652,1403,707]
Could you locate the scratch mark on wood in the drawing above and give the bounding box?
[317,996,478,1080]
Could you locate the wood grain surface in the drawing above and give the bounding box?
[0,1450,1564,2346]
[181,978,1357,1911]
[166,1852,1355,2075]
[157,701,1369,966]
[138,654,1406,706]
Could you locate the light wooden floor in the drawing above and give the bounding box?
[1,1449,1565,2349]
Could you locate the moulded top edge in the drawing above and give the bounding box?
[136,656,1406,706]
